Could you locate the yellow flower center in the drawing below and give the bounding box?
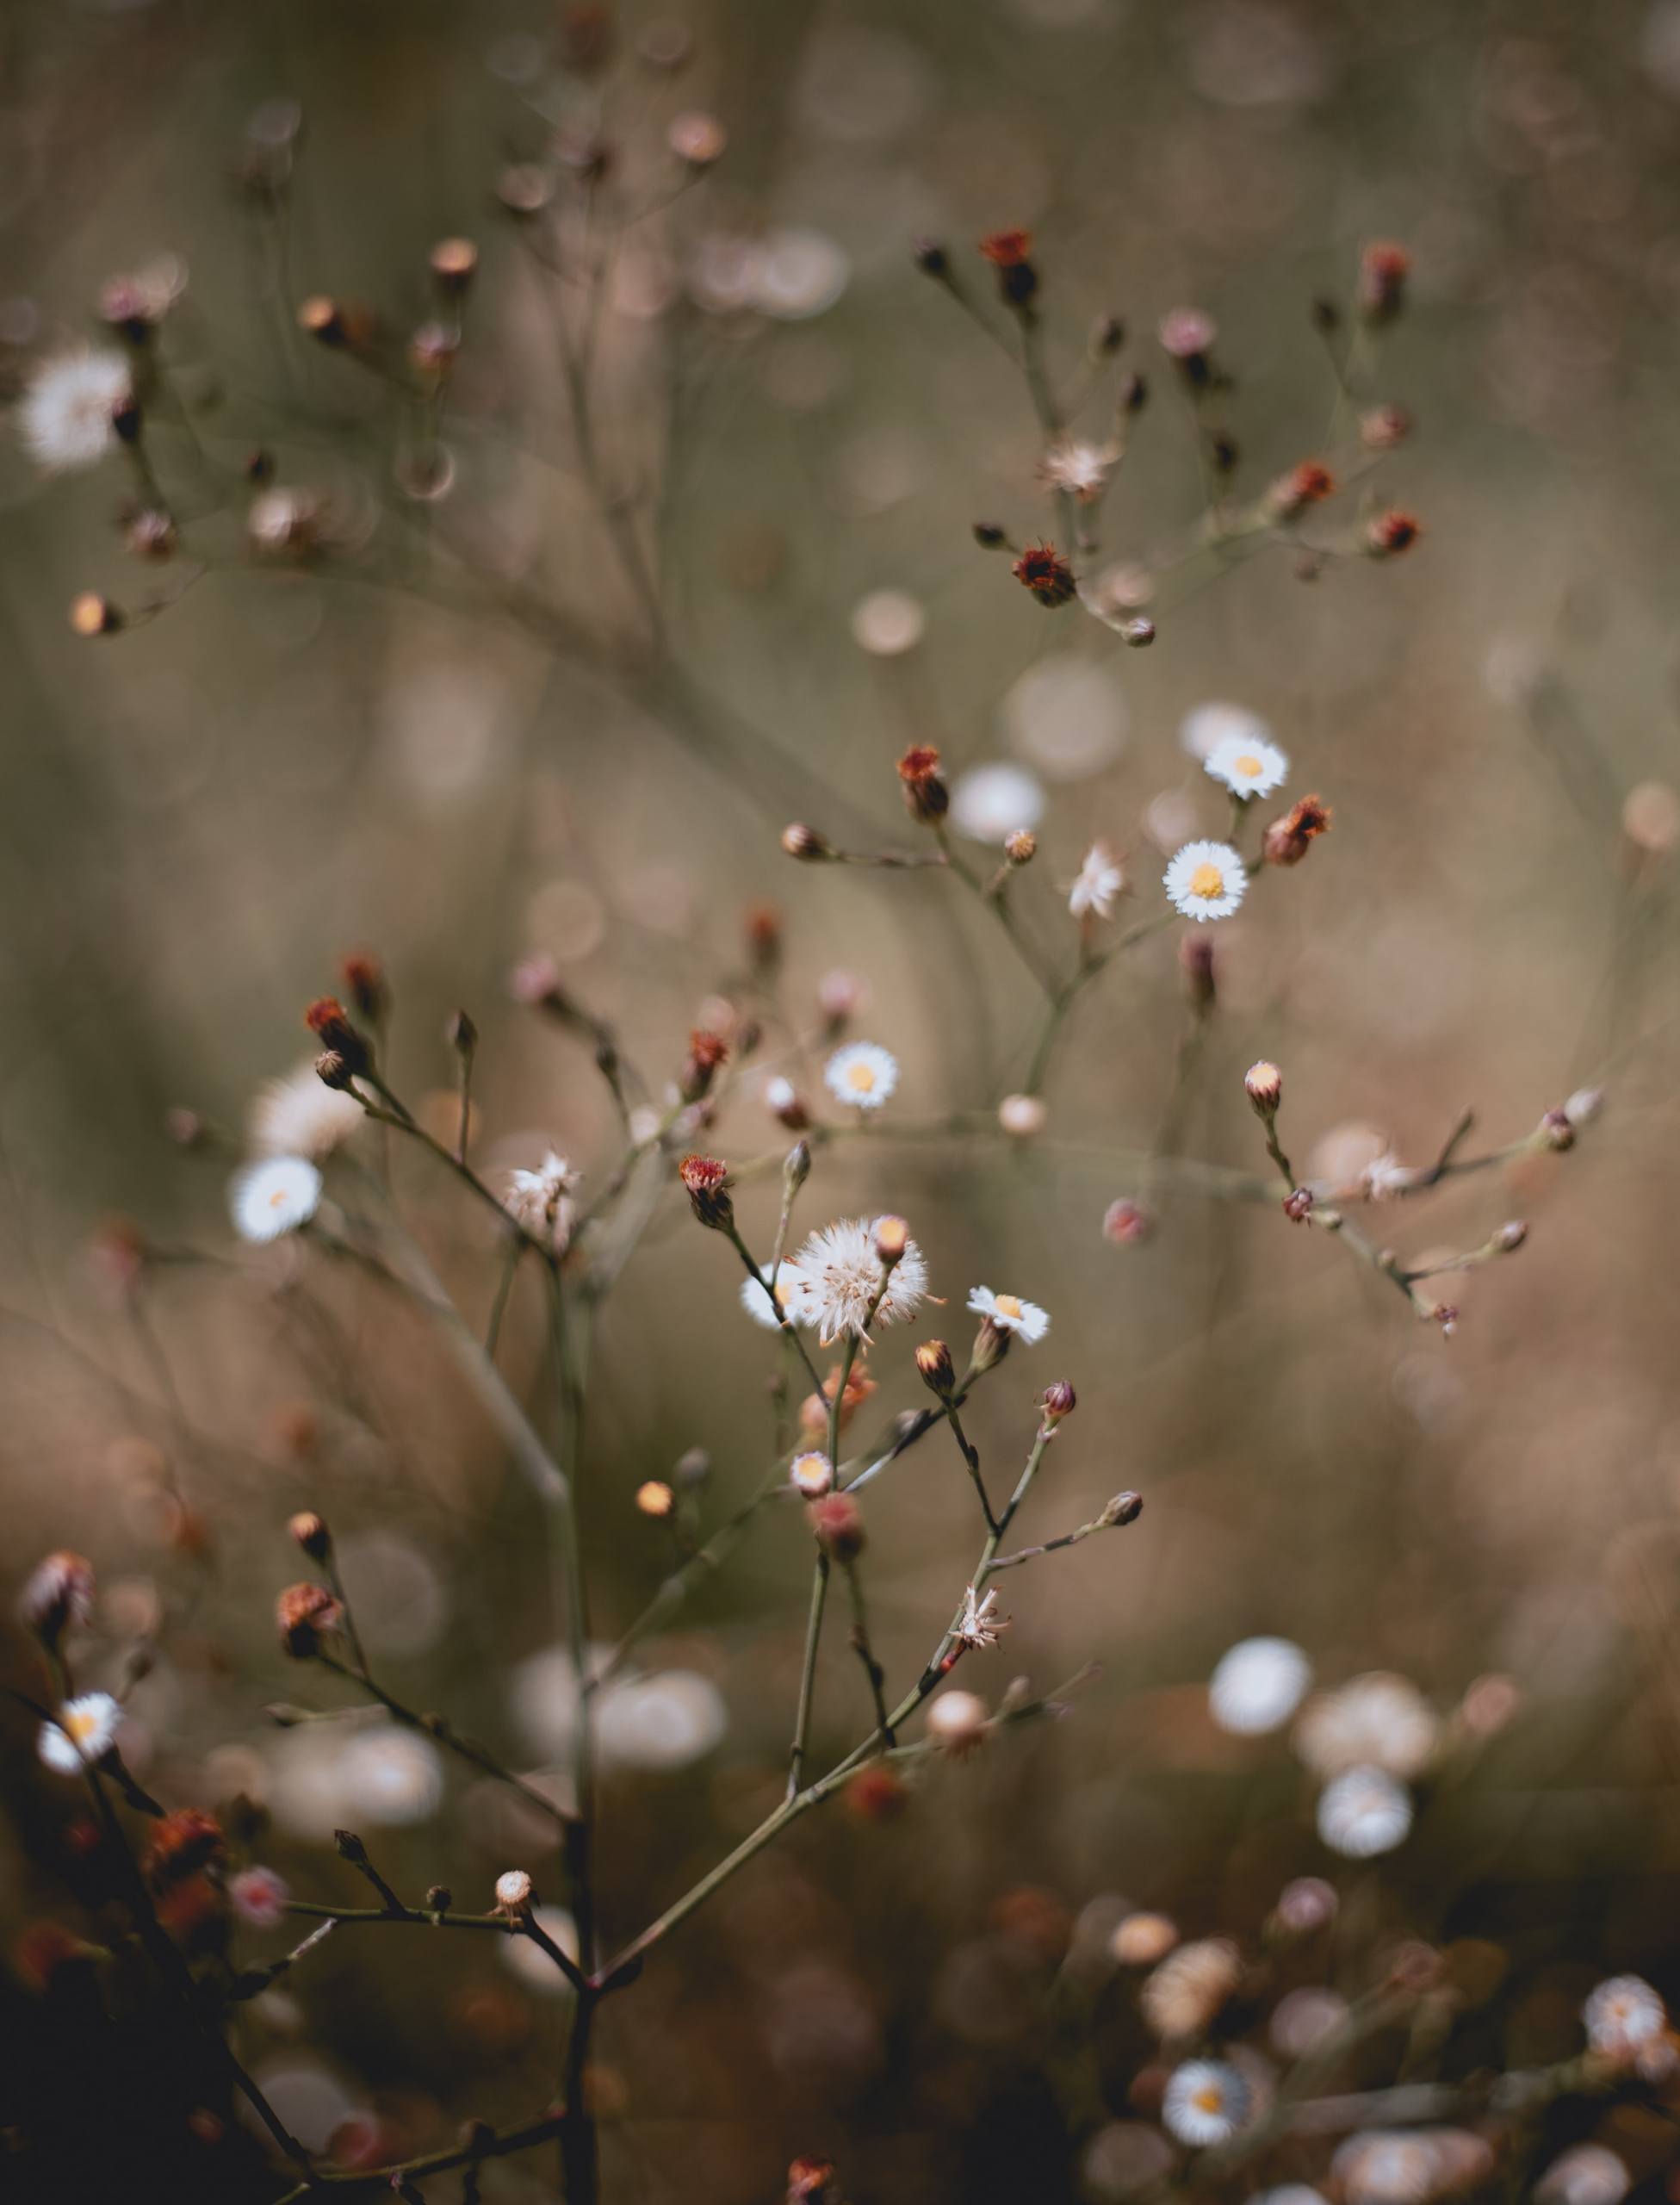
[1234,754,1262,778]
[1189,861,1225,899]
[1193,2086,1223,2115]
[269,1187,289,1208]
[994,1294,1023,1320]
[846,1063,877,1093]
[65,1709,99,1743]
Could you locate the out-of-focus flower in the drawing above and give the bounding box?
[250,1065,365,1159]
[1038,437,1118,503]
[1535,2144,1631,2205]
[1294,1673,1440,1779]
[1272,1877,1337,1934]
[19,1551,95,1648]
[850,588,925,655]
[1069,842,1125,920]
[38,1693,122,1773]
[338,1727,444,1826]
[786,1218,927,1341]
[142,1808,226,1892]
[1206,734,1289,800]
[998,1093,1047,1138]
[949,761,1046,844]
[595,1671,728,1772]
[1158,307,1217,360]
[1209,1637,1313,1736]
[967,1286,1050,1343]
[1268,1986,1349,2058]
[1162,2059,1251,2146]
[956,1586,1007,1650]
[1141,1938,1241,2040]
[229,1867,291,1927]
[231,1157,322,1243]
[1165,842,1247,922]
[740,1264,811,1329]
[824,1042,898,1111]
[20,350,132,469]
[1316,1767,1412,1858]
[1111,1911,1178,1966]
[925,1689,989,1752]
[1333,2128,1491,2205]
[1582,1973,1665,2056]
[505,1151,581,1251]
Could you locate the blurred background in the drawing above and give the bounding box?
[2,1,1679,2199]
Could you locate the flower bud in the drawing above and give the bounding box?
[70,592,121,637]
[673,1447,710,1489]
[1004,829,1037,866]
[304,997,372,1078]
[874,1215,908,1267]
[1100,1490,1144,1528]
[1540,1109,1575,1152]
[494,1868,533,1914]
[973,521,1008,550]
[430,237,478,294]
[679,1028,728,1103]
[426,1885,454,1912]
[1102,1197,1155,1246]
[1120,617,1156,648]
[288,1511,331,1560]
[678,1153,734,1229]
[896,745,948,825]
[276,1581,342,1657]
[781,823,834,861]
[808,1493,865,1560]
[1244,1061,1282,1117]
[783,1140,812,1198]
[1491,1221,1528,1254]
[915,1339,955,1399]
[912,239,950,278]
[1282,1188,1315,1223]
[1039,1381,1076,1425]
[970,1316,1012,1376]
[764,1076,809,1132]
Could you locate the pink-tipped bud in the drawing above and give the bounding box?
[1039,1381,1076,1425]
[1244,1061,1282,1117]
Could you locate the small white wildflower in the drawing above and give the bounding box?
[1316,1766,1412,1859]
[1162,2059,1252,2147]
[1038,437,1118,503]
[967,1285,1050,1344]
[739,1264,811,1330]
[1069,842,1125,921]
[1582,1974,1665,2056]
[495,1868,534,1912]
[948,761,1046,845]
[824,1041,898,1110]
[19,349,132,470]
[505,1151,581,1251]
[1164,840,1248,922]
[790,1451,833,1499]
[250,1064,366,1159]
[1205,732,1289,799]
[786,1217,927,1343]
[38,1692,122,1774]
[956,1585,1008,1650]
[229,1866,291,1928]
[1209,1637,1313,1736]
[925,1688,989,1751]
[230,1156,322,1243]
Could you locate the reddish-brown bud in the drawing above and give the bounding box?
[807,1493,865,1560]
[142,1808,226,1894]
[1358,240,1411,325]
[276,1581,342,1657]
[1039,1380,1076,1425]
[339,953,387,1026]
[680,1029,729,1103]
[1262,793,1333,868]
[303,997,372,1078]
[896,745,949,824]
[1012,542,1076,607]
[1364,510,1420,558]
[678,1153,734,1229]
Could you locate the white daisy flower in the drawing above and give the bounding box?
[1316,1766,1412,1859]
[740,1264,812,1330]
[1205,732,1289,800]
[1162,2059,1252,2147]
[785,1217,927,1343]
[824,1041,898,1111]
[1209,1637,1313,1736]
[1582,1974,1665,2056]
[230,1155,322,1243]
[948,761,1046,845]
[956,1585,1008,1649]
[250,1064,366,1160]
[38,1692,122,1773]
[789,1451,833,1498]
[1164,841,1248,922]
[505,1151,581,1250]
[1069,842,1125,921]
[967,1285,1050,1344]
[19,349,132,471]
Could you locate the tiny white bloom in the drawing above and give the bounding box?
[1164,841,1248,922]
[786,1218,927,1342]
[1316,1766,1412,1859]
[38,1692,122,1773]
[967,1285,1051,1344]
[1069,842,1125,921]
[824,1041,898,1110]
[1205,732,1289,799]
[740,1264,811,1330]
[948,761,1046,845]
[1582,1974,1665,2056]
[1209,1637,1313,1736]
[1038,437,1118,503]
[495,1868,534,1911]
[1162,2059,1252,2147]
[19,349,132,471]
[505,1151,581,1250]
[230,1155,322,1243]
[790,1451,833,1498]
[956,1585,1008,1650]
[229,1866,291,1927]
[250,1064,366,1160]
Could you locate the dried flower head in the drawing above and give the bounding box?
[1013,542,1077,607]
[896,745,949,824]
[1266,461,1336,519]
[506,1152,582,1251]
[1038,438,1118,504]
[1141,1938,1242,2040]
[304,997,372,1076]
[678,1153,734,1230]
[276,1581,343,1657]
[799,1358,877,1438]
[787,1218,927,1341]
[956,1584,1008,1649]
[1262,794,1332,867]
[1364,510,1420,557]
[807,1492,865,1559]
[680,1028,729,1102]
